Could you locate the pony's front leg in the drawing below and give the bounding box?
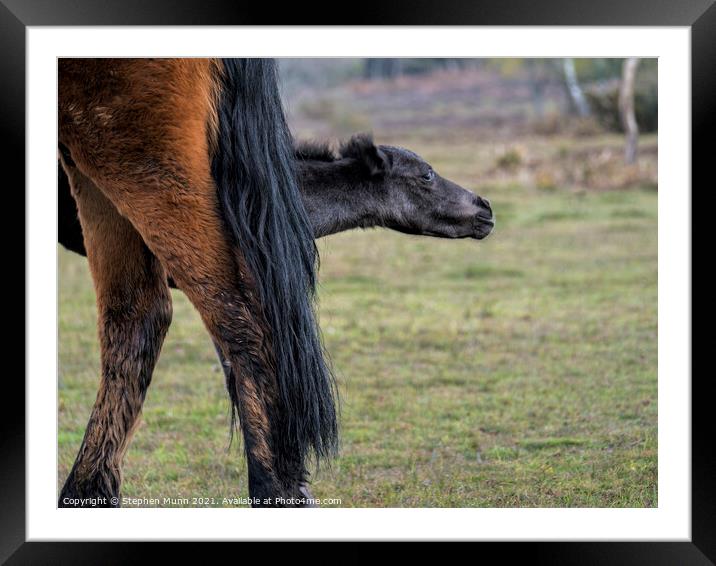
[58,165,172,508]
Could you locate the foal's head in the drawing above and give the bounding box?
[340,134,494,240]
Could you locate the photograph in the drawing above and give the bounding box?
[57,56,658,509]
[4,1,705,556]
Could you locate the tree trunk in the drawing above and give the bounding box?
[563,58,590,117]
[364,58,402,80]
[527,60,547,118]
[619,57,640,164]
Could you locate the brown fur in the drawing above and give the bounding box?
[59,161,172,502]
[58,59,286,503]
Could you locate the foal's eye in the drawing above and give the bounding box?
[422,169,435,182]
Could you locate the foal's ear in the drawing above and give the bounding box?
[363,144,390,177]
[340,134,390,176]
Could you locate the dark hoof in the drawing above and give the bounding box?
[298,484,318,507]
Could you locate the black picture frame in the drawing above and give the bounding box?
[5,0,711,561]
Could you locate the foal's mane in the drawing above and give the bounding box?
[295,134,377,163]
[294,141,338,162]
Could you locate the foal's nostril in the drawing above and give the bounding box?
[474,195,492,216]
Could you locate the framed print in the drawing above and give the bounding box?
[6,0,712,560]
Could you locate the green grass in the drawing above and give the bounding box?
[58,172,657,507]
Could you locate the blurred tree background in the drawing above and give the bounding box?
[280,58,657,135]
[278,58,657,191]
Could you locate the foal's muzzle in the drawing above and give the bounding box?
[473,196,494,240]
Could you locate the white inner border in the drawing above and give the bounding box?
[27,27,690,541]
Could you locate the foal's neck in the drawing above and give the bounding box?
[298,160,385,238]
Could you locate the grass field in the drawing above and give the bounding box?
[58,167,657,508]
[58,68,657,507]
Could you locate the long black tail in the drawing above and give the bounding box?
[210,59,338,469]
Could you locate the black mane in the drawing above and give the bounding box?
[295,140,338,162]
[212,59,338,470]
[295,134,378,163]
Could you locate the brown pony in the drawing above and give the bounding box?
[58,59,336,508]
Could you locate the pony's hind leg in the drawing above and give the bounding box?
[128,196,312,506]
[58,164,172,508]
[212,340,318,506]
[73,167,313,507]
[59,59,321,506]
